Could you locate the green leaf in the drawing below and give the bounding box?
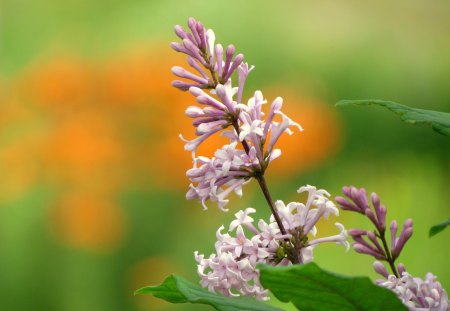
[336,99,450,137]
[429,218,450,237]
[135,274,283,311]
[258,263,407,311]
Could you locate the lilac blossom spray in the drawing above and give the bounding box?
[170,17,349,300]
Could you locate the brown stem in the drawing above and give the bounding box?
[255,175,287,236]
[379,230,399,277]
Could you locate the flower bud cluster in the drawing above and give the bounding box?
[171,17,244,90]
[172,18,301,210]
[373,262,449,311]
[336,187,449,310]
[195,186,349,300]
[335,186,413,261]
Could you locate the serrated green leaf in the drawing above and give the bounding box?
[429,218,450,237]
[135,274,283,311]
[336,99,450,137]
[258,263,407,311]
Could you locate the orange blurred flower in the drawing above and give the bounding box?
[50,192,126,252]
[19,55,94,110]
[1,45,341,253]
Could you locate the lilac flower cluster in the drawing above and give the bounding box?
[374,263,448,310]
[195,186,349,300]
[335,186,413,263]
[336,186,449,310]
[172,18,301,211]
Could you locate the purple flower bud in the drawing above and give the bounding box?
[215,84,235,112]
[348,228,367,237]
[185,106,204,118]
[196,95,227,110]
[342,186,353,198]
[353,243,385,260]
[263,97,283,138]
[392,227,413,258]
[371,192,380,210]
[365,208,381,230]
[371,192,385,230]
[404,218,413,229]
[373,261,389,278]
[171,66,209,84]
[215,44,224,76]
[335,196,361,212]
[170,42,190,54]
[397,263,406,275]
[196,22,207,51]
[174,25,188,39]
[346,187,369,211]
[188,17,202,47]
[187,57,209,79]
[189,87,203,97]
[351,234,381,255]
[390,220,398,250]
[378,205,387,231]
[367,231,384,254]
[223,53,244,81]
[172,80,198,91]
[192,117,218,127]
[182,39,206,65]
[222,45,235,79]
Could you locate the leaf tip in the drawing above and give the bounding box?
[134,286,149,296]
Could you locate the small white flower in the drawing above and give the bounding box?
[239,119,264,141]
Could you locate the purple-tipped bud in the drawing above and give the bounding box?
[350,186,359,201]
[392,227,413,258]
[371,192,384,227]
[353,243,385,260]
[365,208,381,229]
[348,228,367,237]
[185,106,204,118]
[183,38,199,54]
[342,186,353,198]
[189,86,203,97]
[182,39,205,65]
[188,18,201,46]
[174,25,188,39]
[262,97,283,137]
[223,53,244,81]
[225,44,235,58]
[351,234,381,255]
[367,231,384,254]
[170,42,189,54]
[196,22,207,50]
[196,95,226,110]
[192,117,217,127]
[215,84,235,112]
[357,188,369,210]
[172,80,197,91]
[390,220,398,250]
[222,45,235,78]
[215,44,224,76]
[187,57,208,79]
[373,261,390,278]
[335,196,361,212]
[378,205,387,231]
[371,192,380,210]
[404,218,413,229]
[397,263,406,275]
[171,66,208,84]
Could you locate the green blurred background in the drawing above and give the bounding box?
[0,0,449,310]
